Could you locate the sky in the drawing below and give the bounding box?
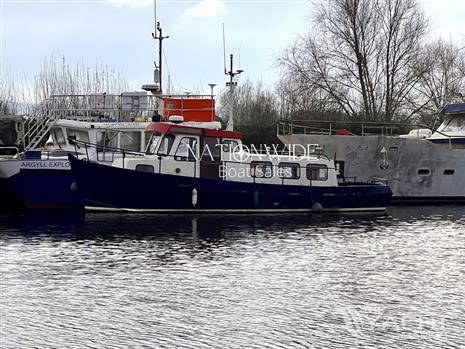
[1,0,464,96]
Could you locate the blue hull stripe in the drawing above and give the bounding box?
[428,137,465,145]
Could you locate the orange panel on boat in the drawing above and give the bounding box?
[162,98,215,122]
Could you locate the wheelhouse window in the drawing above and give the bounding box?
[439,116,465,132]
[222,139,240,153]
[203,137,221,159]
[51,127,65,147]
[146,133,162,154]
[67,129,90,144]
[278,162,300,179]
[175,137,198,161]
[251,161,273,178]
[157,134,175,156]
[120,131,142,152]
[306,164,328,181]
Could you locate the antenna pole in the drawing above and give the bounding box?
[151,0,169,95]
[225,54,243,131]
[222,23,227,74]
[153,0,157,29]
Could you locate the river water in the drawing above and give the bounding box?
[1,207,464,349]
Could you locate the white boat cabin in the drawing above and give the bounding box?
[112,123,339,187]
[50,119,151,152]
[429,103,465,148]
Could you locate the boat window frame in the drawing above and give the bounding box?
[135,164,155,173]
[157,134,176,156]
[250,161,273,178]
[278,162,300,179]
[202,136,222,160]
[51,127,66,148]
[96,130,118,150]
[67,128,90,144]
[306,164,329,181]
[119,130,142,152]
[439,115,465,133]
[174,136,198,162]
[418,168,430,176]
[146,133,162,155]
[222,139,240,153]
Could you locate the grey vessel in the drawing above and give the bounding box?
[277,103,465,204]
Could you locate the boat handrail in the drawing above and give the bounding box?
[276,119,460,149]
[0,146,20,158]
[70,139,145,167]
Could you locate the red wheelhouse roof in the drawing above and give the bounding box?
[146,122,243,140]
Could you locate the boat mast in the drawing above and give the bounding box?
[225,54,243,131]
[151,0,169,95]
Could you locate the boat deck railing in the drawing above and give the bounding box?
[277,119,416,137]
[276,119,461,149]
[0,146,20,158]
[22,93,216,151]
[28,93,216,121]
[70,139,145,166]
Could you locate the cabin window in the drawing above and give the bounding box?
[418,169,430,175]
[135,164,154,173]
[175,137,198,161]
[97,131,118,150]
[68,129,89,144]
[441,116,465,132]
[306,164,328,181]
[144,132,152,148]
[51,128,66,147]
[251,161,273,178]
[146,133,162,154]
[444,169,455,175]
[120,131,142,152]
[157,134,175,156]
[278,163,300,179]
[203,137,222,159]
[222,139,239,153]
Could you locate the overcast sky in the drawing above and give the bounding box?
[1,0,464,95]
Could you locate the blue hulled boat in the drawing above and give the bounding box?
[68,122,392,213]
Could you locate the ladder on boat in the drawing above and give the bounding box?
[23,98,59,150]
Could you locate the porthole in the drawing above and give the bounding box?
[418,169,430,176]
[444,169,455,175]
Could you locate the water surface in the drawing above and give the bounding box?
[1,207,464,348]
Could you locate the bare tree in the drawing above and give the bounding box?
[218,80,280,145]
[409,38,465,124]
[275,74,338,119]
[0,79,18,115]
[280,0,429,122]
[33,55,129,103]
